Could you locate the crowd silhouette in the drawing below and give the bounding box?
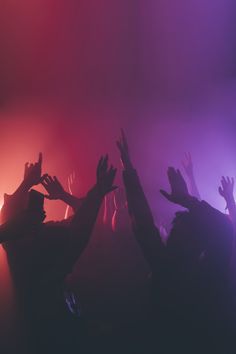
[0,130,236,353]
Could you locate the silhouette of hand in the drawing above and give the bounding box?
[116,129,133,170]
[182,152,193,177]
[41,174,66,200]
[96,155,117,196]
[219,176,234,202]
[24,153,43,188]
[160,167,190,206]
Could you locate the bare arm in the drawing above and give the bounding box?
[117,130,165,271]
[61,156,117,271]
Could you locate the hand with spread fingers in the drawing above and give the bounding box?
[160,167,191,207]
[219,176,235,203]
[96,155,117,197]
[24,152,43,188]
[41,174,66,200]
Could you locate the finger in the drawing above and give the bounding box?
[107,168,117,185]
[101,154,109,172]
[41,180,48,187]
[222,176,227,187]
[110,168,117,180]
[40,174,49,182]
[160,189,172,201]
[97,156,103,172]
[167,167,177,184]
[48,175,54,183]
[121,128,128,146]
[177,169,185,183]
[53,176,62,187]
[45,176,52,184]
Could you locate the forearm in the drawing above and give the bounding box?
[64,185,103,262]
[123,169,155,229]
[123,168,164,270]
[225,196,236,230]
[60,192,84,212]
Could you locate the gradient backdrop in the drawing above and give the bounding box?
[1,0,236,346]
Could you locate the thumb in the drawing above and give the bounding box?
[160,189,172,202]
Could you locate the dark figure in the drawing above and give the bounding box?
[1,153,117,354]
[117,130,234,354]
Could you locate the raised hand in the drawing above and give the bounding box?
[96,155,117,197]
[182,152,193,177]
[219,176,235,202]
[160,167,191,207]
[24,153,43,188]
[116,129,133,170]
[41,174,66,200]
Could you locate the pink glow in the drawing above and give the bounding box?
[0,2,236,338]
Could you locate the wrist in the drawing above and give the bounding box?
[179,195,199,209]
[94,183,107,199]
[58,190,68,201]
[225,196,236,208]
[21,180,32,192]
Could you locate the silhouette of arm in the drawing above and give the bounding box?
[60,156,117,271]
[117,130,165,271]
